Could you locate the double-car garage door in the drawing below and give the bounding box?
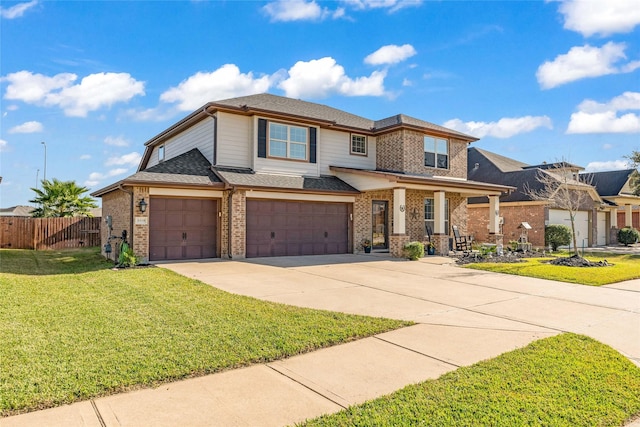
[246,199,350,258]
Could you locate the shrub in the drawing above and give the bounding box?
[118,242,138,267]
[617,227,639,246]
[403,241,424,260]
[545,224,571,251]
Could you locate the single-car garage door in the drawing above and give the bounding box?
[246,200,350,258]
[548,209,589,249]
[149,197,218,261]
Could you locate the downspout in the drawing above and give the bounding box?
[227,187,236,259]
[202,107,217,166]
[117,184,134,248]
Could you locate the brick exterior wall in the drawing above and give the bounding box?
[354,188,466,256]
[375,129,467,178]
[468,203,547,248]
[229,190,246,259]
[100,189,131,260]
[132,186,149,262]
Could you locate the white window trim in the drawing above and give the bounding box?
[158,145,165,162]
[350,133,367,156]
[424,136,449,170]
[268,121,309,161]
[425,197,450,235]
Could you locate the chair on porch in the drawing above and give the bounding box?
[452,225,471,252]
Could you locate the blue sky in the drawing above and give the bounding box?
[1,0,639,208]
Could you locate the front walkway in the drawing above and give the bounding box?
[5,254,639,427]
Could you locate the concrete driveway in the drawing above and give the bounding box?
[5,254,639,427]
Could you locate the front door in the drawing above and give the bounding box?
[372,200,388,250]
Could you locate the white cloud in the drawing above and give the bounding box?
[0,0,37,19]
[279,57,386,98]
[402,78,412,87]
[2,70,145,117]
[364,44,416,65]
[345,0,422,13]
[567,92,640,134]
[105,152,141,167]
[262,0,326,22]
[8,120,43,134]
[0,139,8,152]
[584,160,631,172]
[84,168,128,187]
[104,135,129,147]
[603,143,613,150]
[160,64,272,111]
[557,0,640,37]
[536,42,640,89]
[80,154,91,160]
[443,116,553,139]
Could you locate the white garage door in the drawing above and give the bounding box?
[548,209,589,249]
[597,211,607,246]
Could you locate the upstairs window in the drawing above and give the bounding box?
[424,136,448,169]
[269,122,308,160]
[158,145,165,162]
[350,134,367,155]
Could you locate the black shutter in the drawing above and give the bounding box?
[309,127,317,164]
[258,119,267,158]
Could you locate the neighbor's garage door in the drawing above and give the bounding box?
[149,197,218,261]
[246,200,350,258]
[548,209,589,249]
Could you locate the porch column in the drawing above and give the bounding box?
[610,208,618,229]
[489,195,500,234]
[625,204,633,227]
[434,191,445,234]
[393,187,406,234]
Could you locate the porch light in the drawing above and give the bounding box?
[138,197,147,213]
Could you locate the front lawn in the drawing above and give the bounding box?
[300,334,640,427]
[463,252,640,285]
[0,249,411,416]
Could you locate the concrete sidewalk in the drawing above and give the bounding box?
[4,255,639,427]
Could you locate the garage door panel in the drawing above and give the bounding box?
[149,197,218,261]
[548,209,589,249]
[246,199,349,258]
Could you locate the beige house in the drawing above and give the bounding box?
[92,94,511,262]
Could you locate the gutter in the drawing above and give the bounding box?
[227,187,235,259]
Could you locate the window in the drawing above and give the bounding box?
[158,145,165,162]
[424,136,448,169]
[351,134,367,155]
[269,122,308,160]
[425,198,449,235]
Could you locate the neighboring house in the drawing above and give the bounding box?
[582,169,640,234]
[467,147,609,249]
[92,93,511,262]
[0,205,34,217]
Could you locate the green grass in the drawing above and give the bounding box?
[464,252,640,286]
[299,334,640,427]
[0,249,411,416]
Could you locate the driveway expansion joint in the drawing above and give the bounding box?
[373,336,460,369]
[90,400,106,427]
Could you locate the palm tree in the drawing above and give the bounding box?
[30,178,98,217]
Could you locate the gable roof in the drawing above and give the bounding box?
[0,205,34,217]
[467,147,596,204]
[91,149,222,196]
[581,169,635,197]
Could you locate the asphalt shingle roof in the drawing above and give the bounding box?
[213,166,359,193]
[127,149,221,185]
[212,93,475,140]
[581,169,635,197]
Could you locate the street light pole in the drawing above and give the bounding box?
[41,141,47,182]
[36,169,40,189]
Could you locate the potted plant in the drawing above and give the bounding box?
[362,239,372,253]
[426,241,436,255]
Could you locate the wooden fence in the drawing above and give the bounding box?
[0,217,101,250]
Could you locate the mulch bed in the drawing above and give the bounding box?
[545,255,612,267]
[455,251,541,265]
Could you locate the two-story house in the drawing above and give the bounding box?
[92,94,511,262]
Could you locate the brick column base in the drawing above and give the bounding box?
[389,234,411,258]
[609,227,618,246]
[486,233,504,253]
[432,234,449,255]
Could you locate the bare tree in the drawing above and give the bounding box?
[524,164,596,256]
[625,150,640,196]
